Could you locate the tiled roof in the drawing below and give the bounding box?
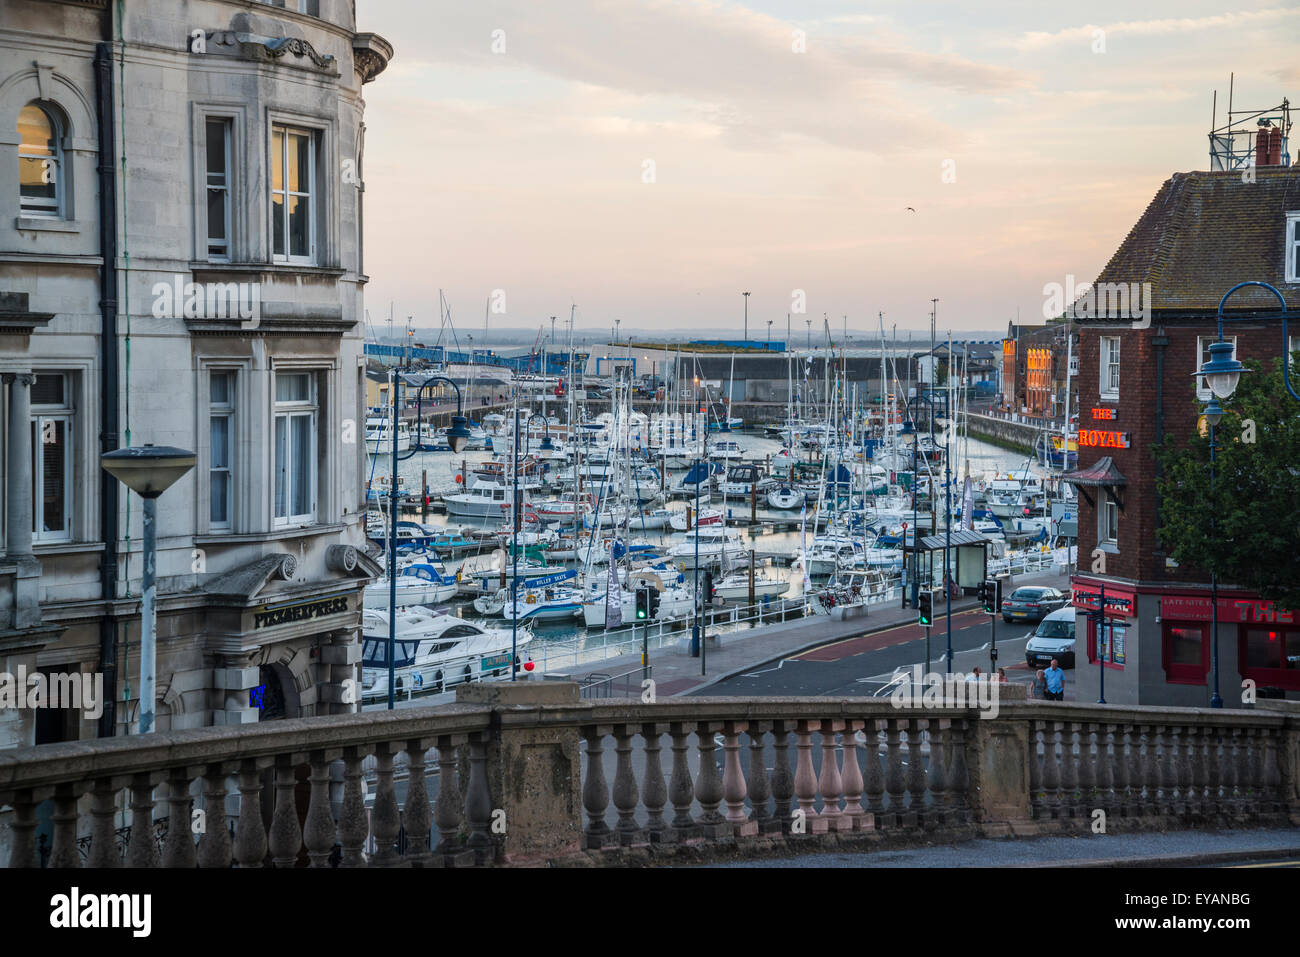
[1088,168,1300,312]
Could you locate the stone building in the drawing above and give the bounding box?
[0,0,391,749]
[1066,167,1300,706]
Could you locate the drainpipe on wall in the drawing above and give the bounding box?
[1151,328,1168,569]
[94,36,121,738]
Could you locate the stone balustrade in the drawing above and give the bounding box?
[0,685,1296,867]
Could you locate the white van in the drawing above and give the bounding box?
[1024,607,1076,669]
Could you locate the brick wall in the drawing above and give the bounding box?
[1075,317,1290,585]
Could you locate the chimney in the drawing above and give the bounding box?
[1267,126,1283,166]
[1256,126,1271,166]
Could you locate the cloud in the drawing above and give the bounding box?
[1006,7,1300,52]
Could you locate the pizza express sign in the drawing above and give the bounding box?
[253,594,349,630]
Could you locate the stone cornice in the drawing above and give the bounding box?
[352,32,393,84]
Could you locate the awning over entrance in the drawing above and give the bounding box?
[1061,455,1127,510]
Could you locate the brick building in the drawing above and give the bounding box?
[1066,167,1300,706]
[999,320,1077,418]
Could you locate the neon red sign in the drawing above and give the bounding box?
[1078,429,1129,449]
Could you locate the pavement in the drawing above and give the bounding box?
[697,828,1300,868]
[549,565,1073,697]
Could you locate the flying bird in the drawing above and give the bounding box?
[906,207,916,212]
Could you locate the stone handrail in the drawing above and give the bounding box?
[0,687,1296,867]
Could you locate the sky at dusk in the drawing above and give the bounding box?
[357,1,1299,340]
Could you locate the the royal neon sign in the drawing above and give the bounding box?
[1077,429,1129,449]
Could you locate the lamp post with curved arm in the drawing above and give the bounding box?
[386,372,471,709]
[1194,283,1294,709]
[508,411,554,678]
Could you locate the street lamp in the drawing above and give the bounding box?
[743,291,750,341]
[690,427,712,670]
[1202,400,1224,708]
[100,444,196,734]
[767,319,773,347]
[1197,280,1297,403]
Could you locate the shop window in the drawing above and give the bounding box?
[1162,621,1208,685]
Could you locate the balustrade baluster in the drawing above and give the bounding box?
[949,719,970,821]
[862,719,886,821]
[5,790,38,868]
[883,718,906,829]
[464,733,494,863]
[50,782,84,869]
[904,718,926,828]
[433,735,469,863]
[1072,723,1093,821]
[197,765,232,869]
[1156,726,1175,817]
[1028,722,1044,820]
[1188,728,1207,819]
[268,758,303,868]
[769,721,795,835]
[338,748,368,867]
[1042,723,1062,821]
[1174,726,1192,820]
[1112,726,1131,819]
[819,719,845,832]
[641,723,669,842]
[668,722,696,841]
[1235,727,1253,816]
[1059,723,1079,820]
[370,745,402,867]
[840,720,866,832]
[1095,725,1115,814]
[722,721,756,837]
[1263,727,1282,815]
[233,760,267,868]
[125,774,161,869]
[581,726,611,850]
[793,719,819,835]
[90,779,122,868]
[613,724,645,844]
[1246,728,1264,818]
[401,741,434,865]
[746,721,774,834]
[1138,725,1158,819]
[161,771,196,868]
[1205,729,1224,821]
[695,722,727,838]
[1121,726,1141,819]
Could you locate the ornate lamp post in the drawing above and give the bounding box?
[100,445,196,734]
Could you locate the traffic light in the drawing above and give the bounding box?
[702,570,715,605]
[635,587,649,620]
[976,580,989,610]
[917,590,933,627]
[980,579,1000,614]
[648,587,661,619]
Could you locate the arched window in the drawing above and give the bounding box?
[18,103,61,217]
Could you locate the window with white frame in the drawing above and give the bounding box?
[271,125,317,264]
[274,372,316,525]
[1287,212,1300,284]
[205,117,233,260]
[1098,490,1118,547]
[209,372,235,527]
[1196,335,1237,400]
[1099,336,1120,399]
[31,373,73,542]
[18,103,62,218]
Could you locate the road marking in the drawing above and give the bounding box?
[741,659,790,678]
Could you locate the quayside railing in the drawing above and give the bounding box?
[1,687,1296,867]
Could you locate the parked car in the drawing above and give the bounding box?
[1001,585,1069,623]
[1025,607,1077,668]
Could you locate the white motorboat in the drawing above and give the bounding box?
[365,416,412,455]
[503,583,584,623]
[360,608,531,697]
[363,563,459,609]
[443,477,530,519]
[581,577,695,628]
[767,485,802,510]
[709,440,743,461]
[804,536,864,577]
[667,526,746,565]
[711,571,790,602]
[669,507,723,531]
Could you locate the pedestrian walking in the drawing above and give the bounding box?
[1044,659,1065,701]
[1032,669,1047,699]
